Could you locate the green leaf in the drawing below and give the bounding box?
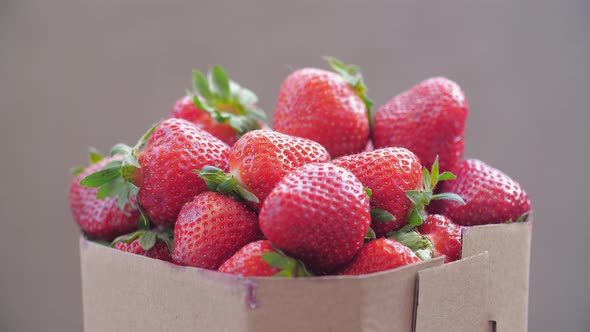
[217,178,238,194]
[370,208,396,223]
[138,209,150,230]
[96,177,127,199]
[110,143,132,157]
[80,167,121,187]
[262,252,295,270]
[210,65,231,101]
[273,270,293,277]
[416,249,433,261]
[71,166,85,176]
[104,160,123,169]
[200,165,225,174]
[236,186,260,204]
[431,193,466,205]
[407,208,424,228]
[423,168,432,192]
[89,148,103,164]
[365,187,373,198]
[405,190,423,206]
[236,86,258,105]
[430,156,439,188]
[117,188,129,212]
[192,70,213,100]
[364,227,376,242]
[437,172,457,181]
[121,164,138,183]
[138,231,157,251]
[133,122,160,153]
[123,153,140,168]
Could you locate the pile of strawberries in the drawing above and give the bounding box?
[69,57,531,277]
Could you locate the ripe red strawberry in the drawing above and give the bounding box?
[171,66,267,146]
[171,95,238,146]
[373,77,469,172]
[69,155,139,241]
[332,147,423,236]
[273,57,371,158]
[112,229,173,262]
[430,159,531,226]
[259,163,371,273]
[172,192,261,270]
[197,129,330,211]
[136,118,231,226]
[218,240,312,277]
[418,214,463,263]
[337,238,420,275]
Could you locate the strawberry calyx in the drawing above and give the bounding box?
[194,165,260,204]
[79,122,159,215]
[506,211,532,223]
[402,156,465,231]
[365,187,396,223]
[190,65,267,137]
[111,227,173,252]
[388,230,434,261]
[324,56,374,129]
[70,148,104,175]
[261,246,314,277]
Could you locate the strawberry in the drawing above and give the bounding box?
[218,240,312,277]
[429,159,531,226]
[418,214,463,263]
[259,163,371,273]
[373,77,469,172]
[135,119,231,226]
[171,66,267,146]
[112,228,173,262]
[332,147,423,236]
[337,238,420,275]
[273,57,372,158]
[69,153,140,241]
[172,192,261,270]
[197,129,330,211]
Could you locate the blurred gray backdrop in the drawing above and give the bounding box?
[1,0,589,331]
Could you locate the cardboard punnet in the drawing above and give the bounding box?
[80,222,531,332]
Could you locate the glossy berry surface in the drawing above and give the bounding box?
[259,163,370,273]
[337,238,420,275]
[172,192,261,270]
[218,240,281,277]
[418,214,463,263]
[113,239,172,262]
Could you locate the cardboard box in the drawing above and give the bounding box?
[80,222,531,332]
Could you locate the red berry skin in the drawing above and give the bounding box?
[430,159,531,226]
[333,147,423,237]
[172,192,262,270]
[170,95,238,146]
[136,118,231,226]
[259,163,371,274]
[229,130,331,211]
[418,214,463,263]
[69,157,140,241]
[273,68,370,158]
[337,239,420,275]
[113,239,172,262]
[218,240,281,277]
[373,77,469,172]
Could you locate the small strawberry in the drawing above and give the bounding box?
[273,57,372,158]
[197,130,330,211]
[171,65,267,146]
[218,240,312,277]
[259,163,371,274]
[337,238,420,275]
[332,147,423,236]
[373,77,469,172]
[417,214,463,263]
[172,192,261,270]
[429,159,531,226]
[69,152,139,241]
[112,228,173,262]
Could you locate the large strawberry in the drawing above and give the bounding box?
[259,163,371,273]
[172,192,261,270]
[337,238,420,275]
[373,77,469,172]
[197,130,330,211]
[69,153,139,241]
[218,240,312,277]
[171,65,267,146]
[429,159,531,226]
[273,57,371,158]
[418,214,463,263]
[112,228,173,262]
[332,147,423,236]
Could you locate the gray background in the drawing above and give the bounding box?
[1,0,588,331]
